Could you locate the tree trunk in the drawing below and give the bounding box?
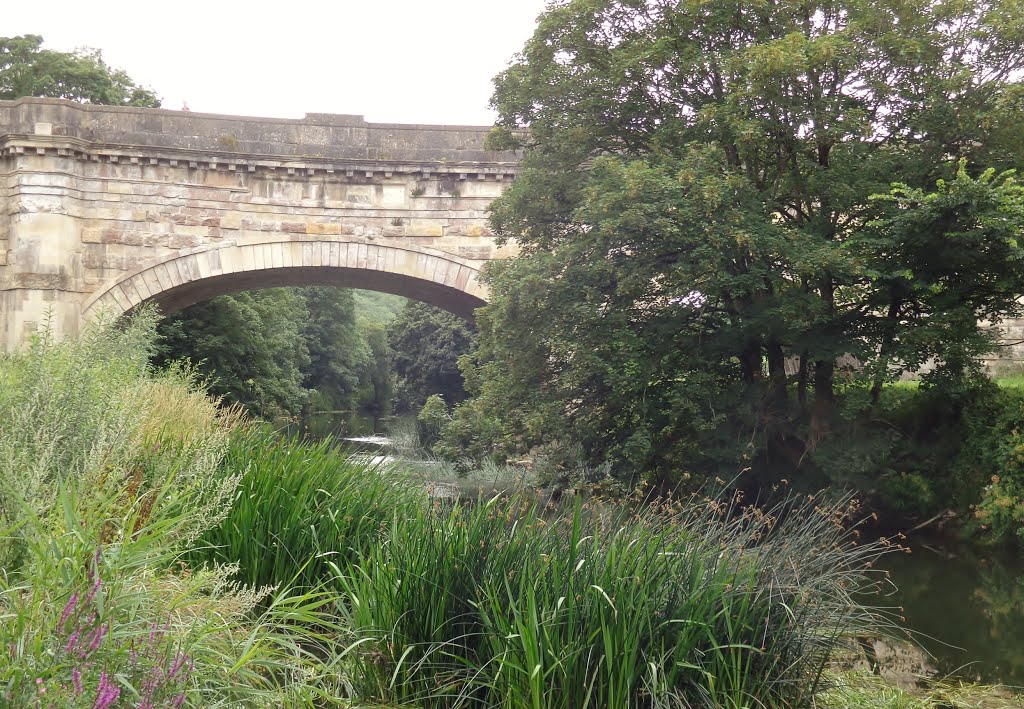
[797,351,809,408]
[766,337,788,407]
[870,298,902,405]
[814,358,835,408]
[814,273,836,412]
[739,340,764,385]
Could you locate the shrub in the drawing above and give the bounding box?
[0,312,239,568]
[416,394,450,450]
[335,489,894,708]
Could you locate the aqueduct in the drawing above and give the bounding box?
[0,98,520,350]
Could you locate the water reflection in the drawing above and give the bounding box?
[300,410,382,440]
[880,539,1024,685]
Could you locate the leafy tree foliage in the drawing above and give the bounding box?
[157,287,402,422]
[300,287,369,412]
[0,35,159,106]
[356,320,395,420]
[460,0,1024,482]
[155,290,309,418]
[858,165,1024,398]
[352,290,407,324]
[388,302,476,412]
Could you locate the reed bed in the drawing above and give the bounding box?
[191,426,423,592]
[333,489,896,708]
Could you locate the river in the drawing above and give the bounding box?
[878,537,1024,685]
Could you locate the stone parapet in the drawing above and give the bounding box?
[0,98,519,178]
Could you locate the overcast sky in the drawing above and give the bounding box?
[4,0,550,126]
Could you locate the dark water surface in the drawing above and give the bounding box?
[302,411,381,440]
[878,537,1024,686]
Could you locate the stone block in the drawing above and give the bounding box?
[172,225,213,238]
[457,245,492,260]
[106,182,133,195]
[109,286,132,313]
[307,222,341,235]
[171,213,201,226]
[219,247,242,272]
[153,263,174,291]
[410,220,444,237]
[166,235,200,249]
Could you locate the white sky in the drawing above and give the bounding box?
[4,0,550,126]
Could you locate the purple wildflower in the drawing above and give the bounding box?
[71,667,83,696]
[87,623,108,652]
[59,592,79,628]
[65,629,81,654]
[92,671,120,709]
[168,652,190,680]
[84,576,102,606]
[173,691,186,707]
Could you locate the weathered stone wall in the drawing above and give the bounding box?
[0,98,521,350]
[981,317,1024,375]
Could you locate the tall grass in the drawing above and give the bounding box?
[0,482,348,706]
[335,490,895,708]
[192,426,423,592]
[0,312,353,706]
[0,312,238,568]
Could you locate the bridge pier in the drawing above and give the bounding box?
[3,191,87,347]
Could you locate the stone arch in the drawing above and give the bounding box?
[80,238,489,323]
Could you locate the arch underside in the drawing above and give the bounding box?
[81,240,489,322]
[146,267,486,319]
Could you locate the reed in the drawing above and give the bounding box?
[192,426,423,592]
[335,490,895,708]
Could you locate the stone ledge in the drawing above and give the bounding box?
[0,139,519,180]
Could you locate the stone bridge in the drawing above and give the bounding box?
[0,98,521,351]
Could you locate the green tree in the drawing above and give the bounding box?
[356,320,395,421]
[155,290,310,419]
[300,287,370,413]
[388,302,477,412]
[857,165,1024,401]
[463,0,1024,482]
[0,35,159,106]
